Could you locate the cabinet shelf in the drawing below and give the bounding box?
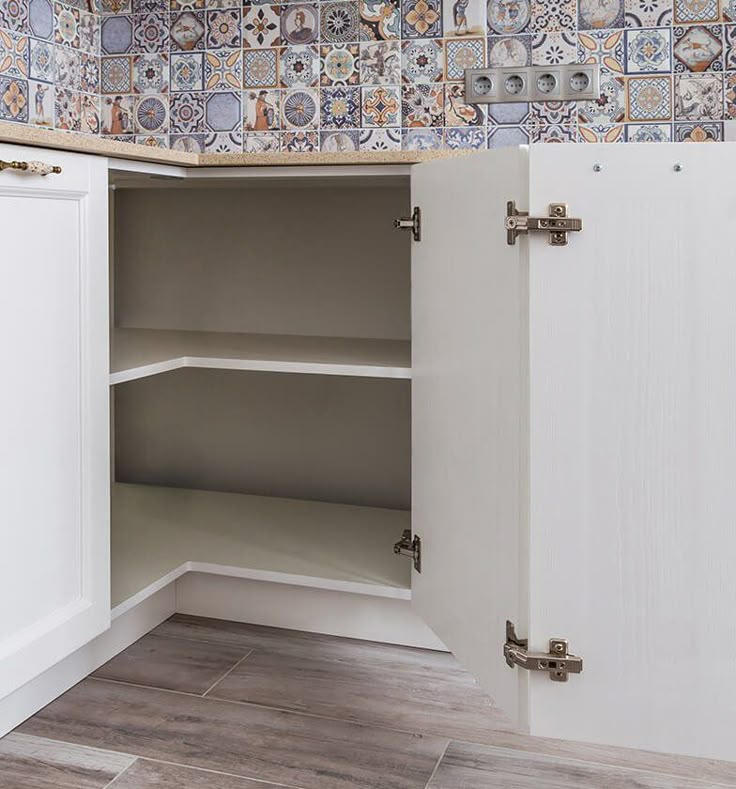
[110,328,411,384]
[111,483,411,615]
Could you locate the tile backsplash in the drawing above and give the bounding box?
[1,0,735,152]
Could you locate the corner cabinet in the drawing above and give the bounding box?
[0,146,110,706]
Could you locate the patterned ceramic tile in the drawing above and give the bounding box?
[101,15,133,53]
[320,43,359,84]
[281,86,318,127]
[532,30,576,64]
[244,47,279,86]
[487,98,528,122]
[133,52,169,93]
[170,89,206,129]
[101,92,134,131]
[281,4,318,44]
[244,87,280,128]
[625,120,672,138]
[488,123,529,146]
[625,0,672,26]
[0,75,29,120]
[359,0,400,40]
[532,0,575,31]
[282,128,318,149]
[488,34,531,66]
[321,2,360,42]
[81,51,100,92]
[487,0,530,34]
[445,36,483,78]
[627,74,672,118]
[578,29,624,73]
[674,119,721,138]
[245,130,280,151]
[674,0,719,23]
[401,81,443,124]
[280,44,319,86]
[55,85,80,128]
[359,127,401,148]
[0,30,29,79]
[445,81,484,123]
[529,122,577,139]
[673,25,722,72]
[401,38,443,82]
[204,48,242,89]
[243,4,281,47]
[321,84,360,125]
[727,71,736,116]
[55,3,80,46]
[578,73,625,121]
[170,132,206,150]
[133,0,168,11]
[135,92,168,131]
[402,125,442,147]
[443,0,485,38]
[579,0,624,29]
[29,38,54,81]
[171,52,204,89]
[102,56,132,92]
[402,0,442,38]
[136,133,168,145]
[79,11,100,52]
[55,45,81,90]
[205,130,243,150]
[674,71,722,117]
[529,96,576,124]
[443,125,485,146]
[28,78,54,124]
[625,28,671,73]
[361,83,400,124]
[726,0,736,21]
[360,39,401,82]
[171,11,206,50]
[133,12,169,52]
[578,122,625,140]
[725,25,736,69]
[321,128,359,149]
[29,0,55,40]
[206,9,240,47]
[205,88,240,128]
[1,0,30,33]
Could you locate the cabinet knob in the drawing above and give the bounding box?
[0,159,63,176]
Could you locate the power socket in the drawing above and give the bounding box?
[464,64,600,104]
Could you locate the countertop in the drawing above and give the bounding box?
[0,121,465,168]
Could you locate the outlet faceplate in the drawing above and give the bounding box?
[464,64,600,104]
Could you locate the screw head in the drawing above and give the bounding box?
[593,163,603,172]
[674,163,683,172]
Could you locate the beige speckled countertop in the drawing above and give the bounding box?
[0,121,466,168]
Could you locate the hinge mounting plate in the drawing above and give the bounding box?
[394,206,421,242]
[505,201,582,246]
[503,620,583,682]
[393,529,421,573]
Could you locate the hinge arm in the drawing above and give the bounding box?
[393,529,421,572]
[504,620,583,682]
[505,201,582,246]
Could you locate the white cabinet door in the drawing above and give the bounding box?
[410,149,529,729]
[0,146,109,704]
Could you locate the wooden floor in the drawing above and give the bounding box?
[2,615,735,789]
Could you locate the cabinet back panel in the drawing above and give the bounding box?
[114,186,410,340]
[114,369,410,510]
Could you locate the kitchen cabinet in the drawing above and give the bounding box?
[1,141,735,763]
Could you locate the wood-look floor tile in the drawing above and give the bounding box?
[157,615,511,741]
[0,733,136,789]
[19,679,446,789]
[110,759,299,788]
[427,741,734,789]
[92,633,250,695]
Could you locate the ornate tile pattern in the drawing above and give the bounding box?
[2,0,731,150]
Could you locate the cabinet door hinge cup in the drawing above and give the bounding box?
[394,529,421,572]
[394,207,421,242]
[504,620,583,682]
[505,201,582,246]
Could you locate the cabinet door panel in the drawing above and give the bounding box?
[0,146,109,704]
[410,149,528,729]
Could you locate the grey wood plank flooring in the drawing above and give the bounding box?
[0,733,135,789]
[426,741,735,789]
[109,759,304,788]
[92,633,251,695]
[18,677,446,789]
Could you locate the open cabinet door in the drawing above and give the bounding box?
[410,149,529,729]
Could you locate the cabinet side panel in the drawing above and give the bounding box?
[528,143,736,761]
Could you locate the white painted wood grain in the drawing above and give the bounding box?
[527,143,736,762]
[0,145,110,702]
[410,149,530,729]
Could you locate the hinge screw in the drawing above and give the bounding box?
[673,163,683,172]
[593,163,603,172]
[551,205,565,217]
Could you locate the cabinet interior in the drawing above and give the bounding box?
[109,173,413,610]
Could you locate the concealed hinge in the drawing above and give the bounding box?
[503,620,583,682]
[394,529,421,572]
[505,201,582,246]
[394,207,421,242]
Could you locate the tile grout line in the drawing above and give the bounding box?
[201,649,254,697]
[101,758,139,789]
[421,739,449,789]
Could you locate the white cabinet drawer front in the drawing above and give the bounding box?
[0,145,92,193]
[0,146,109,703]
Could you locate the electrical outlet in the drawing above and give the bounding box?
[465,64,600,104]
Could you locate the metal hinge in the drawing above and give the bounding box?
[394,207,421,242]
[505,201,582,246]
[394,529,421,572]
[503,620,583,682]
